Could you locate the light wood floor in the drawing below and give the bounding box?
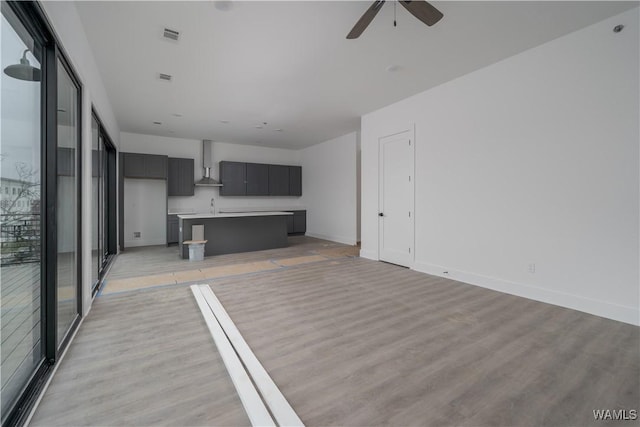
[106,236,354,280]
[30,238,639,426]
[29,285,249,426]
[102,237,359,295]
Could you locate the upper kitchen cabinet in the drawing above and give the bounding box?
[268,165,290,196]
[145,154,167,179]
[219,161,246,196]
[246,163,269,196]
[289,166,302,196]
[219,161,302,197]
[168,157,194,196]
[123,152,167,179]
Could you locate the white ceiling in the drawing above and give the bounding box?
[75,1,635,149]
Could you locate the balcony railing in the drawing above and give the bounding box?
[0,213,41,266]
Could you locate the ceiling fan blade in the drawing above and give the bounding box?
[399,0,443,27]
[347,0,386,39]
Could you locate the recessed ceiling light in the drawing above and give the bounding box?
[274,129,283,132]
[172,113,183,117]
[153,121,162,125]
[613,24,624,33]
[220,120,230,124]
[386,65,402,73]
[158,73,172,81]
[214,1,233,12]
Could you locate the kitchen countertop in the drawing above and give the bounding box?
[218,207,306,213]
[168,208,196,215]
[177,211,293,219]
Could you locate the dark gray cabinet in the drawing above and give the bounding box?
[293,210,306,234]
[269,165,290,196]
[168,157,194,196]
[146,154,167,179]
[167,214,179,245]
[123,153,144,177]
[219,161,247,196]
[123,152,167,179]
[246,163,269,196]
[219,161,301,197]
[289,166,302,196]
[287,210,306,235]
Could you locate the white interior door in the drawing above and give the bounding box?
[379,130,414,267]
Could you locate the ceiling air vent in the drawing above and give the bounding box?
[163,28,180,41]
[158,73,172,82]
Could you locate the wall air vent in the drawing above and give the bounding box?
[163,28,180,41]
[158,73,172,82]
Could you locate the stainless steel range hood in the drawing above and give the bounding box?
[195,140,223,187]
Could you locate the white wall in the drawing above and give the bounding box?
[40,3,119,143]
[301,132,359,245]
[120,132,306,244]
[124,179,167,247]
[361,8,639,325]
[40,2,120,316]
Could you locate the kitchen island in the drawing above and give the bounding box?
[177,211,293,259]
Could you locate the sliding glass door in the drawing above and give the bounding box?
[55,59,80,345]
[91,113,116,293]
[0,4,44,420]
[91,117,100,286]
[1,2,83,424]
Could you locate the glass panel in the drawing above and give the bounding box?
[0,4,43,420]
[56,60,79,345]
[91,116,99,286]
[99,135,105,265]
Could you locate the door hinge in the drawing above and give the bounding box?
[409,175,411,182]
[409,140,411,146]
[409,211,411,217]
[409,247,411,253]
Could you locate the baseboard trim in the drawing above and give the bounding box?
[305,232,357,246]
[124,239,166,248]
[413,262,639,326]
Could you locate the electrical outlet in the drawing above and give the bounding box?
[528,263,536,273]
[133,232,141,239]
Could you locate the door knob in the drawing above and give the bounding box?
[378,212,384,217]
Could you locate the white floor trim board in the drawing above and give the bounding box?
[198,284,304,427]
[191,284,304,427]
[190,285,275,427]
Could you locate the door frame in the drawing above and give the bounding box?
[378,125,415,268]
[2,1,84,425]
[90,109,117,296]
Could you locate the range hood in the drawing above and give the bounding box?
[195,140,223,187]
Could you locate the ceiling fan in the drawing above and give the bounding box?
[346,0,443,39]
